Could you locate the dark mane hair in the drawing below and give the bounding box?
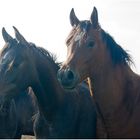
[101,30,133,66]
[28,43,60,67]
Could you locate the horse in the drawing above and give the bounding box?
[0,87,37,138]
[0,27,96,138]
[57,7,140,138]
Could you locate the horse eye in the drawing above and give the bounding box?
[87,41,95,48]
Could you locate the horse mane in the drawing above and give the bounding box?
[101,30,133,66]
[29,43,61,67]
[38,47,57,63]
[78,20,132,66]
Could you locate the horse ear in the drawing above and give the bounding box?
[90,7,99,29]
[70,8,80,26]
[2,27,13,43]
[13,26,28,46]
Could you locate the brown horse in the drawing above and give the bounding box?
[0,27,96,138]
[57,7,140,138]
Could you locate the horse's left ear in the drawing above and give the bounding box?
[13,26,28,46]
[90,7,99,29]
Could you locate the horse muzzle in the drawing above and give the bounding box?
[57,67,79,89]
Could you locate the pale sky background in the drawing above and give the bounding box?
[0,0,140,73]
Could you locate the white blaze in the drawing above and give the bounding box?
[74,31,86,47]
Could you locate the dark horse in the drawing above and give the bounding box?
[0,27,96,138]
[57,7,140,138]
[0,88,37,138]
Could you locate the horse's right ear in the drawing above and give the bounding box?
[2,27,13,43]
[70,8,80,26]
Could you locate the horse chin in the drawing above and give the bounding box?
[62,85,76,90]
[60,78,79,90]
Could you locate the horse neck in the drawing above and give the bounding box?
[90,58,139,117]
[31,53,64,121]
[90,60,140,137]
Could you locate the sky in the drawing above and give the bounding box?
[0,0,140,73]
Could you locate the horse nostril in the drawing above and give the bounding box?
[67,70,74,80]
[57,68,77,89]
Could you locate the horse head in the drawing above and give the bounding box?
[0,27,37,101]
[57,7,103,89]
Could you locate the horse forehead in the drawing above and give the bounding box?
[2,44,24,61]
[80,20,91,32]
[4,49,16,60]
[74,21,91,42]
[74,31,86,42]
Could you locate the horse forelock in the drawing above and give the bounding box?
[80,20,91,32]
[66,20,91,45]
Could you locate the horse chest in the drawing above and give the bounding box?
[96,112,140,138]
